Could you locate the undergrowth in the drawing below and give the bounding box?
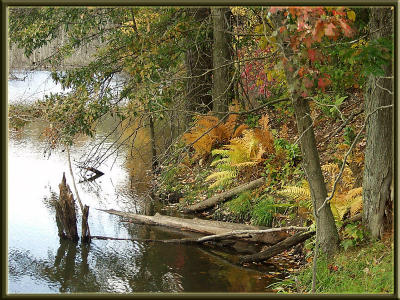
[271,238,394,294]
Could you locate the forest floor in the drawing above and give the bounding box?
[155,90,394,294]
[272,233,394,294]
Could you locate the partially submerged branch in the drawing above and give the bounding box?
[239,231,315,264]
[98,209,307,245]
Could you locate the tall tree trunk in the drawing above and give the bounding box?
[362,7,393,239]
[149,115,158,172]
[211,7,233,115]
[185,8,213,119]
[291,95,339,256]
[272,12,339,256]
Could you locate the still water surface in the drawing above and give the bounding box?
[8,71,277,293]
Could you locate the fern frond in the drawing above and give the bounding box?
[349,196,362,216]
[210,157,231,167]
[346,187,363,199]
[322,163,340,177]
[232,123,249,138]
[253,128,275,155]
[258,114,270,130]
[205,170,237,182]
[331,187,363,220]
[206,170,237,189]
[211,148,230,157]
[278,186,311,201]
[233,161,259,169]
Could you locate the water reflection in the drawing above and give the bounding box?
[8,71,278,294]
[9,236,273,293]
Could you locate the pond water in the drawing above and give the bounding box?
[8,71,279,293]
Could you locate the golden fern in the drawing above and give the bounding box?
[278,169,363,221]
[182,102,244,159]
[277,185,311,202]
[205,170,237,188]
[277,181,313,212]
[232,123,249,138]
[206,113,277,189]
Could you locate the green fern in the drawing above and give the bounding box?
[205,170,237,188]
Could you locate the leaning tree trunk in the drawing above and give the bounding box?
[272,13,339,256]
[211,7,233,115]
[362,7,393,239]
[291,95,339,256]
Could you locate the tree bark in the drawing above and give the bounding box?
[212,7,233,115]
[149,115,158,172]
[182,177,264,213]
[81,205,91,243]
[362,7,393,239]
[272,12,339,256]
[185,8,213,117]
[239,231,315,263]
[55,173,79,242]
[291,96,339,256]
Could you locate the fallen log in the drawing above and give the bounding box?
[239,231,315,264]
[98,209,307,244]
[91,227,308,246]
[182,177,265,213]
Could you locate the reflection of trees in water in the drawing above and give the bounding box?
[9,237,188,293]
[9,241,100,292]
[9,225,271,293]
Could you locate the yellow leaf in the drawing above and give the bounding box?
[254,24,264,34]
[347,10,356,22]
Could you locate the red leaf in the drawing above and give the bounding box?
[312,20,325,42]
[303,78,314,89]
[289,7,297,17]
[324,22,337,37]
[339,19,354,37]
[298,67,305,77]
[269,7,278,14]
[279,26,286,33]
[308,49,316,62]
[303,36,312,48]
[318,76,331,91]
[297,20,306,31]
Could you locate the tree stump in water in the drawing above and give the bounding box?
[81,205,91,243]
[55,173,79,242]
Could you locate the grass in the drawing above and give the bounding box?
[273,238,394,294]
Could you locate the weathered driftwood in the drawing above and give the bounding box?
[55,173,79,242]
[91,227,308,246]
[182,177,265,213]
[239,231,315,264]
[81,205,91,242]
[98,209,307,244]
